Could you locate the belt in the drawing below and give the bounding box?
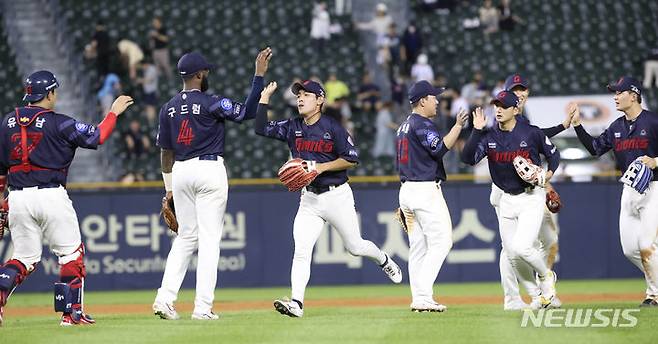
[401,179,443,184]
[10,183,61,191]
[507,185,535,195]
[199,154,219,161]
[305,182,345,195]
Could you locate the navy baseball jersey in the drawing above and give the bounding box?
[0,106,102,188]
[575,110,658,180]
[255,105,359,187]
[157,76,263,160]
[462,121,560,194]
[396,113,449,182]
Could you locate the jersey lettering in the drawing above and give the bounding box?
[177,119,194,146]
[487,149,530,163]
[614,138,649,151]
[295,138,333,153]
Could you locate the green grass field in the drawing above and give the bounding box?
[2,279,657,343]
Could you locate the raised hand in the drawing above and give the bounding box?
[454,108,468,128]
[568,103,581,127]
[255,47,273,76]
[472,107,486,130]
[260,81,278,104]
[110,95,135,116]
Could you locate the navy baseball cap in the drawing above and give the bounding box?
[607,76,642,98]
[23,70,59,102]
[408,80,445,104]
[504,74,529,91]
[177,51,216,76]
[491,90,519,108]
[291,80,325,97]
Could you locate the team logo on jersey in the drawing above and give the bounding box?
[20,117,29,123]
[640,129,647,136]
[182,93,187,100]
[220,98,233,111]
[348,149,358,157]
[614,132,621,138]
[347,135,354,146]
[75,122,90,133]
[520,141,527,147]
[295,130,303,137]
[323,132,332,140]
[233,103,242,115]
[488,142,497,149]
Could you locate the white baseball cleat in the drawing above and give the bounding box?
[381,254,403,284]
[153,301,180,320]
[191,311,220,320]
[538,270,558,308]
[503,296,529,311]
[274,299,304,318]
[529,297,543,310]
[410,300,447,313]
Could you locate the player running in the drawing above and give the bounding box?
[497,74,569,310]
[153,48,271,320]
[462,91,560,308]
[254,80,402,318]
[571,76,658,306]
[395,80,468,312]
[0,70,133,326]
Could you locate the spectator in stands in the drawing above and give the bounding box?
[325,72,350,106]
[411,53,434,83]
[644,46,658,89]
[416,0,457,14]
[355,3,393,40]
[137,55,159,126]
[335,0,352,16]
[498,0,523,31]
[117,39,144,81]
[310,2,331,54]
[122,119,151,183]
[479,0,499,35]
[372,101,397,158]
[378,23,401,77]
[401,22,423,76]
[461,71,485,108]
[491,77,505,97]
[97,73,122,116]
[149,17,172,82]
[356,72,381,113]
[84,20,113,77]
[283,78,302,117]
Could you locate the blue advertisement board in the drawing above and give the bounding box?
[0,182,635,292]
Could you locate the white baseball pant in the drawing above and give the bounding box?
[399,181,453,305]
[155,157,228,315]
[290,183,386,303]
[619,182,658,297]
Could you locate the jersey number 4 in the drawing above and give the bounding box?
[177,119,194,146]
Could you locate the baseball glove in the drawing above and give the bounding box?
[546,189,562,213]
[395,208,415,233]
[278,158,319,192]
[620,158,653,194]
[512,156,546,187]
[161,195,178,233]
[0,198,7,240]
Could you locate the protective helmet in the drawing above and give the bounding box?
[23,70,59,102]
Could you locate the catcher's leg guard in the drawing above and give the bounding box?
[55,244,95,325]
[0,259,33,325]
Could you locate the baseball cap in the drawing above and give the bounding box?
[291,80,325,97]
[504,74,529,91]
[177,51,216,76]
[491,90,519,108]
[408,80,445,104]
[607,76,642,98]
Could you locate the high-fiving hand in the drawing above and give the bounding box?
[472,107,486,130]
[255,47,273,76]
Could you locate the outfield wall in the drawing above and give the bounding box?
[0,182,637,292]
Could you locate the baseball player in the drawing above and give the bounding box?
[255,80,402,318]
[0,70,133,326]
[462,91,560,308]
[396,80,468,312]
[571,76,658,306]
[496,74,569,310]
[152,48,271,320]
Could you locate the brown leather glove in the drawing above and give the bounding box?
[546,189,562,213]
[278,158,319,192]
[161,194,178,233]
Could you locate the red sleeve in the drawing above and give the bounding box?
[98,112,118,145]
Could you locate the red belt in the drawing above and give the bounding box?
[9,163,66,174]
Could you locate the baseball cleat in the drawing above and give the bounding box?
[640,297,658,307]
[274,299,303,318]
[538,270,557,308]
[0,289,7,327]
[153,301,180,320]
[529,297,543,310]
[503,296,529,311]
[191,311,220,320]
[381,254,403,284]
[60,312,95,326]
[410,300,447,313]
